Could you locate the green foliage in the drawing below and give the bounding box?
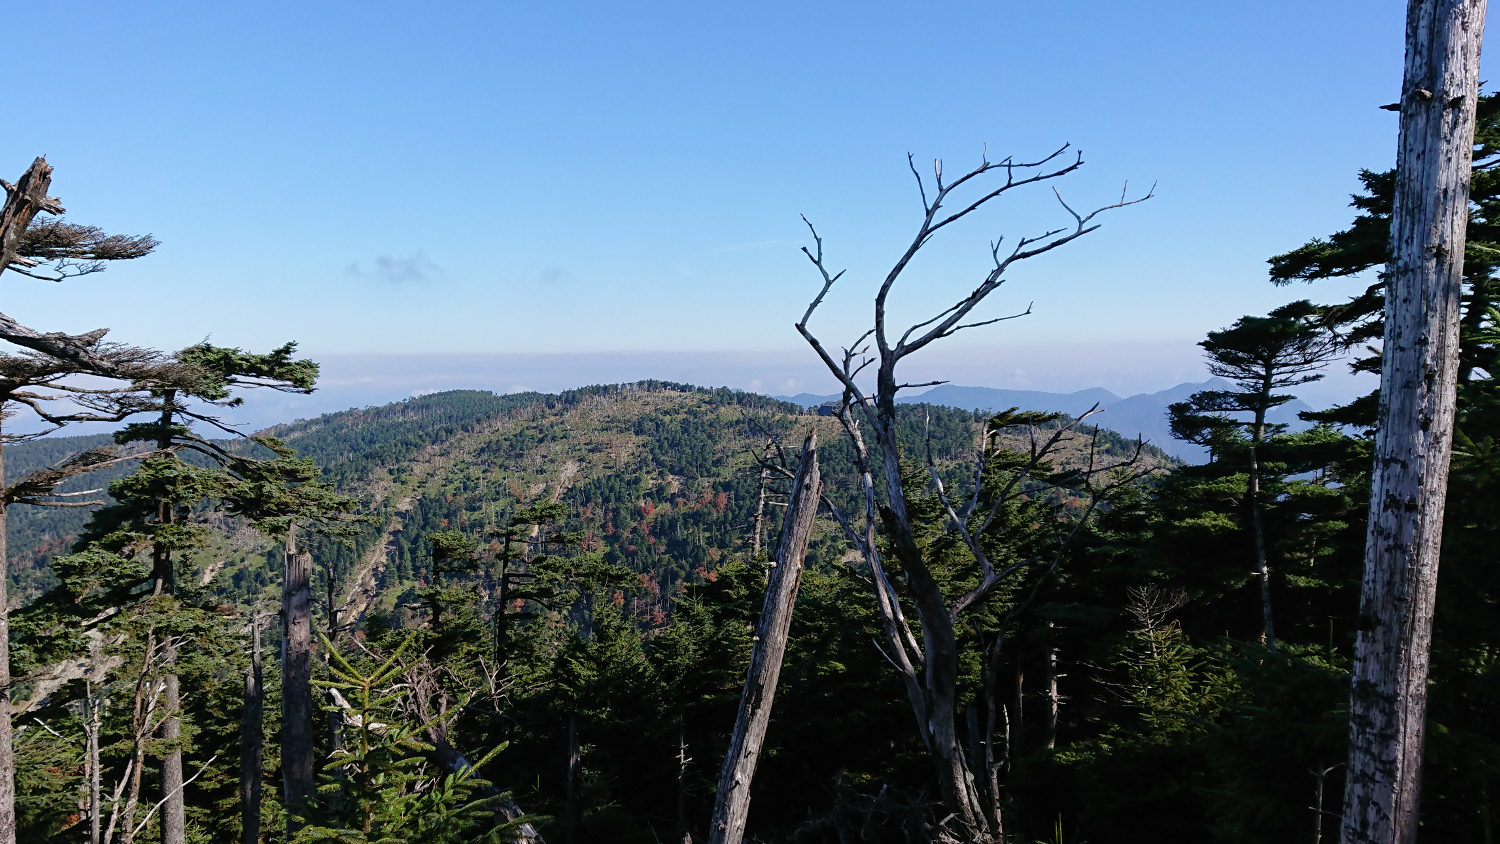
[296,636,530,844]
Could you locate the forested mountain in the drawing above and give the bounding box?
[8,382,1193,843]
[5,383,1170,614]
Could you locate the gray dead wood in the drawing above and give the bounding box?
[1342,3,1488,844]
[0,434,12,844]
[708,431,821,844]
[282,528,315,836]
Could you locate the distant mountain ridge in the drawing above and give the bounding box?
[775,380,1315,463]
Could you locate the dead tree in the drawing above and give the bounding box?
[796,148,1150,841]
[282,527,316,835]
[708,432,821,844]
[240,607,265,844]
[1343,2,1488,843]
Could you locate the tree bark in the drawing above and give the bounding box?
[1044,636,1060,751]
[282,528,315,836]
[0,431,15,844]
[708,432,820,844]
[1342,3,1487,843]
[160,671,184,844]
[88,684,102,844]
[240,608,263,844]
[1249,391,1277,651]
[751,462,770,558]
[325,571,345,810]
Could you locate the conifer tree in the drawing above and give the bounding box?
[1169,302,1339,650]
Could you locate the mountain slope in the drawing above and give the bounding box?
[5,383,1175,619]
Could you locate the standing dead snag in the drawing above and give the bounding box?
[1343,2,1487,843]
[709,432,821,844]
[796,148,1150,841]
[283,528,315,833]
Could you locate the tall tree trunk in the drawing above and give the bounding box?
[88,684,102,844]
[151,396,185,844]
[160,672,184,844]
[1249,398,1277,651]
[708,432,820,844]
[751,461,770,558]
[282,527,315,835]
[565,716,580,844]
[1248,445,1277,651]
[1342,2,1487,842]
[1044,635,1060,751]
[240,609,263,844]
[0,432,12,844]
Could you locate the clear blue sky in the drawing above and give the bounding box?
[2,1,1481,402]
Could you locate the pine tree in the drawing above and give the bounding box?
[1168,302,1340,650]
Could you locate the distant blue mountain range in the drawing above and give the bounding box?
[774,380,1315,463]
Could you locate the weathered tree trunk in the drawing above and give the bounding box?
[282,528,315,835]
[240,608,263,844]
[751,461,770,558]
[1044,635,1060,751]
[708,432,820,844]
[0,432,12,844]
[1342,2,1487,843]
[566,715,580,844]
[88,684,102,844]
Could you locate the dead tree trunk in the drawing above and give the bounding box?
[87,683,102,844]
[1342,3,1487,843]
[794,150,1148,841]
[708,432,820,844]
[282,527,315,836]
[751,454,771,558]
[566,715,580,844]
[240,608,263,844]
[1044,635,1060,751]
[0,430,12,844]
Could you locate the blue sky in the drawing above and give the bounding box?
[2,1,1475,410]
